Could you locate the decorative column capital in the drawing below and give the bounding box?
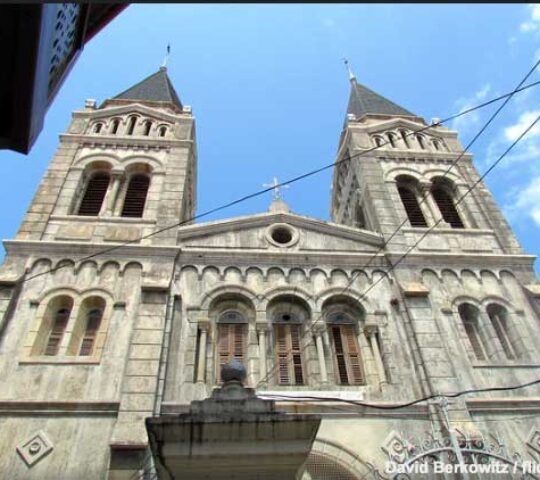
[364,323,379,337]
[256,322,271,334]
[312,322,327,336]
[198,320,210,332]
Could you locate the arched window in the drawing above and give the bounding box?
[126,116,137,135]
[216,310,247,383]
[396,177,428,227]
[400,130,410,148]
[487,304,517,360]
[143,120,152,136]
[34,296,74,356]
[416,134,426,149]
[158,126,167,137]
[431,179,464,228]
[78,172,110,216]
[121,174,150,217]
[329,320,364,385]
[373,136,384,148]
[111,119,120,134]
[79,308,103,356]
[93,123,103,134]
[268,296,309,386]
[387,132,397,148]
[458,303,487,361]
[432,139,440,151]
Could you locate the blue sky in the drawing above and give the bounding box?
[1,4,540,272]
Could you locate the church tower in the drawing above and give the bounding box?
[332,72,524,256]
[16,66,196,246]
[0,68,197,479]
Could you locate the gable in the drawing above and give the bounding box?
[176,213,383,253]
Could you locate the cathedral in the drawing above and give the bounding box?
[1,65,540,480]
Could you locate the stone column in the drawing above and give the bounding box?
[358,326,378,386]
[478,311,505,361]
[256,323,269,386]
[313,324,328,385]
[196,321,210,383]
[365,325,387,387]
[419,180,447,227]
[103,170,123,216]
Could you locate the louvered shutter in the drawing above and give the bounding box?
[398,186,427,227]
[216,324,246,382]
[276,324,290,385]
[463,321,486,361]
[79,309,103,356]
[45,308,70,356]
[290,325,304,385]
[431,187,464,228]
[343,325,364,385]
[275,324,304,385]
[121,174,150,218]
[332,325,364,385]
[78,173,110,216]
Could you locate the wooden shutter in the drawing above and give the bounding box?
[431,186,464,228]
[332,325,364,385]
[275,324,303,385]
[216,324,246,382]
[121,174,150,218]
[78,173,110,216]
[463,321,486,361]
[79,309,103,356]
[397,186,427,227]
[45,308,70,356]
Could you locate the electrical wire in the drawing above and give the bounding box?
[255,71,540,387]
[260,376,540,410]
[1,78,539,295]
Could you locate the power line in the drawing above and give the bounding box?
[260,376,540,410]
[1,79,539,294]
[255,59,540,387]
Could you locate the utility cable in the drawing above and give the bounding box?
[1,79,539,294]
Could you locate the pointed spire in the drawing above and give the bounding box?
[112,68,182,109]
[346,79,416,119]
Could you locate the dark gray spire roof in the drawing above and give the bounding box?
[347,79,415,118]
[113,67,182,108]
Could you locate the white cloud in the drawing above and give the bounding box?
[520,4,540,34]
[504,109,540,141]
[504,175,540,226]
[451,84,491,135]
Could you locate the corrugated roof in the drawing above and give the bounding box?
[347,79,415,118]
[113,67,182,108]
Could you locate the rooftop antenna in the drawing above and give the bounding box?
[161,43,171,69]
[343,58,356,82]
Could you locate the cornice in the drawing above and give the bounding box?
[3,240,180,259]
[60,133,194,150]
[0,400,120,416]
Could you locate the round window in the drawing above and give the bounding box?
[271,227,292,244]
[265,223,299,247]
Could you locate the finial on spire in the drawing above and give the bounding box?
[161,43,171,69]
[343,58,356,82]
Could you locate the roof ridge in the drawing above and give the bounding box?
[112,68,182,108]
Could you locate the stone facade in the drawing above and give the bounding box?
[0,69,540,479]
